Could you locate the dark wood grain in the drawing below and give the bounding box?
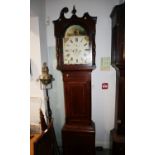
[63,71,92,125]
[110,129,125,155]
[110,3,125,155]
[62,122,95,155]
[53,7,97,155]
[34,123,54,155]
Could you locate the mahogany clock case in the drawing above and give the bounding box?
[111,1,125,136]
[53,7,97,155]
[53,7,97,71]
[63,71,92,125]
[110,3,125,155]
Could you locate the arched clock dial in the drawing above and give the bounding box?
[63,36,92,64]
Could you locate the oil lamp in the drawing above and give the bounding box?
[39,62,54,123]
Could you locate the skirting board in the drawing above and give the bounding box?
[95,141,110,149]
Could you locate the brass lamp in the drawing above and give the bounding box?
[39,62,54,89]
[39,62,54,123]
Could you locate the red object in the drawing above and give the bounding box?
[102,83,108,89]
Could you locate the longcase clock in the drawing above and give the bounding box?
[53,6,97,155]
[110,3,125,155]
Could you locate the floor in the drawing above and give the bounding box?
[96,148,111,155]
[59,147,111,155]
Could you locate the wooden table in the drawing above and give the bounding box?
[30,134,41,155]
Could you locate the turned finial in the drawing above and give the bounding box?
[72,5,77,15]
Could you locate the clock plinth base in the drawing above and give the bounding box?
[110,129,125,155]
[62,121,95,155]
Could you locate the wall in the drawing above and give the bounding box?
[30,0,48,117]
[30,16,42,97]
[45,0,120,148]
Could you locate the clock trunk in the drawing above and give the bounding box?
[63,71,92,125]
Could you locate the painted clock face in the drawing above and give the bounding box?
[63,25,92,65]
